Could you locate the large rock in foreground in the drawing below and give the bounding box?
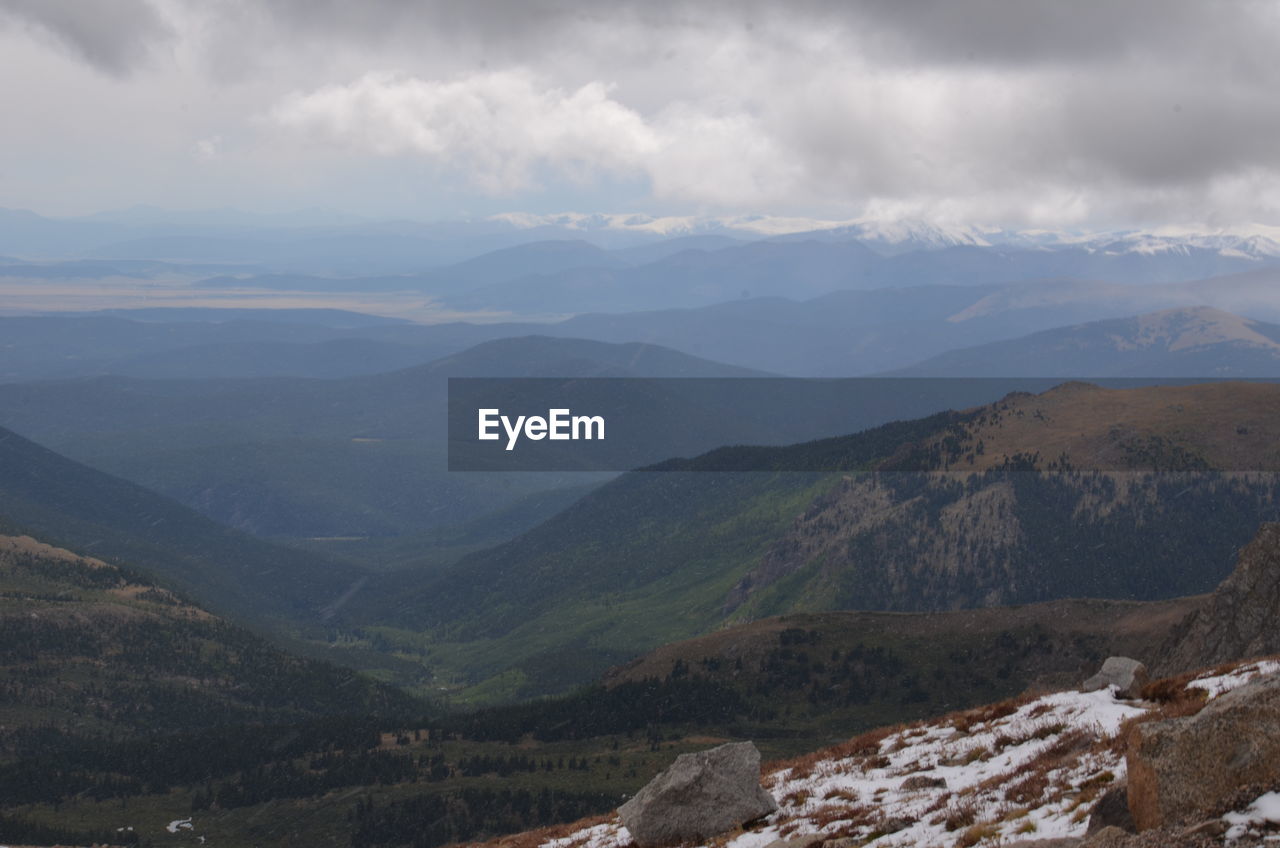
[618,741,777,847]
[1127,672,1280,830]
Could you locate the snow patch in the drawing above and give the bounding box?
[1190,660,1280,699]
[1224,791,1280,841]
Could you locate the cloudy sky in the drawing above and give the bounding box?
[2,0,1279,228]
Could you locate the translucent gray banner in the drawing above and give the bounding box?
[448,377,1280,472]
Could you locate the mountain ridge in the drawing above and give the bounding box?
[890,306,1280,376]
[347,381,1280,699]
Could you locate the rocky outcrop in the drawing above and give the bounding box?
[1126,672,1280,830]
[1082,657,1149,699]
[1160,522,1280,674]
[618,741,777,847]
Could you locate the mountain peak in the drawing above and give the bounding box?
[1129,306,1280,353]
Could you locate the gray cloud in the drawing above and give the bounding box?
[3,0,1280,226]
[0,0,172,76]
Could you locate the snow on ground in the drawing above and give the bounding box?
[1188,659,1280,699]
[537,662,1280,848]
[1225,792,1280,842]
[166,817,194,833]
[754,688,1143,847]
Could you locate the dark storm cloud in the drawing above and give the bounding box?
[211,0,1277,65]
[832,0,1253,65]
[0,0,173,76]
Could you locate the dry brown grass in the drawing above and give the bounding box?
[923,791,955,815]
[1000,728,1092,805]
[1003,770,1049,806]
[948,694,1034,734]
[941,797,980,832]
[955,822,1000,847]
[768,724,898,780]
[821,787,859,803]
[816,807,886,840]
[781,788,811,807]
[809,802,872,830]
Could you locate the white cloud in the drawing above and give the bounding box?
[269,70,808,208]
[272,71,659,194]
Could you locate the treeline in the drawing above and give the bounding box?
[0,610,420,721]
[195,749,422,810]
[0,679,748,811]
[434,677,749,742]
[349,787,619,848]
[0,812,140,846]
[0,716,385,804]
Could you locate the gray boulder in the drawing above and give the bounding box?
[1127,671,1280,830]
[1082,657,1149,699]
[618,741,777,847]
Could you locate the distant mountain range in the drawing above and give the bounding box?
[549,276,1280,375]
[183,236,1280,314]
[4,204,1279,286]
[10,274,1280,381]
[890,306,1280,376]
[0,337,769,541]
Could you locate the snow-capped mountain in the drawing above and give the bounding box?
[487,212,1280,261]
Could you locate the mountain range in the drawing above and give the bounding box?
[0,337,778,542]
[890,306,1280,376]
[10,287,1280,384]
[343,381,1280,699]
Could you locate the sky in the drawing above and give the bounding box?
[2,0,1280,229]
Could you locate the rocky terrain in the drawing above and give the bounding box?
[479,659,1280,848]
[1158,523,1280,673]
[463,521,1280,848]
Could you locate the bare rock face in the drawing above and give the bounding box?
[1082,657,1149,699]
[1161,522,1280,674]
[1127,672,1280,831]
[618,741,777,847]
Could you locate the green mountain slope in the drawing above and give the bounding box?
[350,382,1280,700]
[0,426,365,622]
[0,532,419,738]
